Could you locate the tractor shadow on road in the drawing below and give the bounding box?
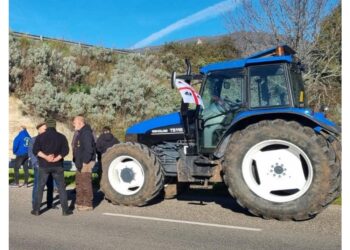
[175,184,255,218]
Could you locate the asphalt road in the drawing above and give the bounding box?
[9,186,341,250]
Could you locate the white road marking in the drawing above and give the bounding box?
[103,213,262,232]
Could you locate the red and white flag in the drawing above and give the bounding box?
[175,79,204,108]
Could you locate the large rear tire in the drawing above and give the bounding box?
[223,119,341,220]
[100,142,164,206]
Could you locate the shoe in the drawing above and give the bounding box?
[77,206,93,211]
[47,205,59,210]
[31,210,40,216]
[62,210,73,216]
[10,183,19,188]
[75,205,82,210]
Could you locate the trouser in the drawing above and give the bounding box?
[13,154,29,185]
[33,166,68,212]
[32,167,54,209]
[75,161,94,207]
[96,161,102,186]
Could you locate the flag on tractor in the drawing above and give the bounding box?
[175,79,204,108]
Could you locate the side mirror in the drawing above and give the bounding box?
[297,62,307,72]
[171,71,176,89]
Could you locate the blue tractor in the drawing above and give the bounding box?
[100,45,341,220]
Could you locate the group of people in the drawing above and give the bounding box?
[11,115,119,216]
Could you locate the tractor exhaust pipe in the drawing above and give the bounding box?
[171,59,192,89]
[185,58,191,75]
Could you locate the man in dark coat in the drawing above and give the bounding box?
[72,115,96,211]
[32,118,72,216]
[96,126,119,158]
[96,126,119,184]
[11,125,31,187]
[28,122,56,210]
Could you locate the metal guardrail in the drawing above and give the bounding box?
[10,31,132,55]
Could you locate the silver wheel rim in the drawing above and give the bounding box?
[108,155,145,195]
[242,139,313,203]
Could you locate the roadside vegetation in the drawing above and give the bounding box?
[9,3,341,135]
[8,169,99,187]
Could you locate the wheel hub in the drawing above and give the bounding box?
[120,167,135,183]
[108,155,145,196]
[270,163,286,177]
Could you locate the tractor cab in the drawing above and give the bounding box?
[174,45,307,154]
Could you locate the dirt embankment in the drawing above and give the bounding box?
[9,96,74,160]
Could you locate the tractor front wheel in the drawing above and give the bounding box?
[100,142,164,206]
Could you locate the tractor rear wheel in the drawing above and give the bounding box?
[100,142,164,206]
[223,119,340,220]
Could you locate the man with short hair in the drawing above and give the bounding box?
[96,126,119,184]
[11,125,31,187]
[72,115,96,211]
[28,122,56,210]
[96,126,119,157]
[32,118,72,216]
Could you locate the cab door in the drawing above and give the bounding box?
[199,69,245,154]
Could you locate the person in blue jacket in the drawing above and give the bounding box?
[11,125,31,187]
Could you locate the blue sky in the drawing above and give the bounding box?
[10,0,240,49]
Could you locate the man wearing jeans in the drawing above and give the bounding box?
[32,118,72,216]
[28,122,57,210]
[72,115,96,211]
[11,125,31,187]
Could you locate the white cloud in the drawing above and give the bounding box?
[130,0,241,49]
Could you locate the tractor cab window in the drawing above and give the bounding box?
[201,70,243,113]
[290,63,307,107]
[249,64,290,108]
[199,69,244,151]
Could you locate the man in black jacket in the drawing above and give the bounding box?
[96,126,119,184]
[72,115,96,211]
[32,118,72,216]
[96,126,119,158]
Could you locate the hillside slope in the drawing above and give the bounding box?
[9,96,74,160]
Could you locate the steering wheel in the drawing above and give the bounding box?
[213,96,240,112]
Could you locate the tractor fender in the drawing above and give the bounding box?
[214,109,341,159]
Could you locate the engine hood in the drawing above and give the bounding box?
[126,112,183,135]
